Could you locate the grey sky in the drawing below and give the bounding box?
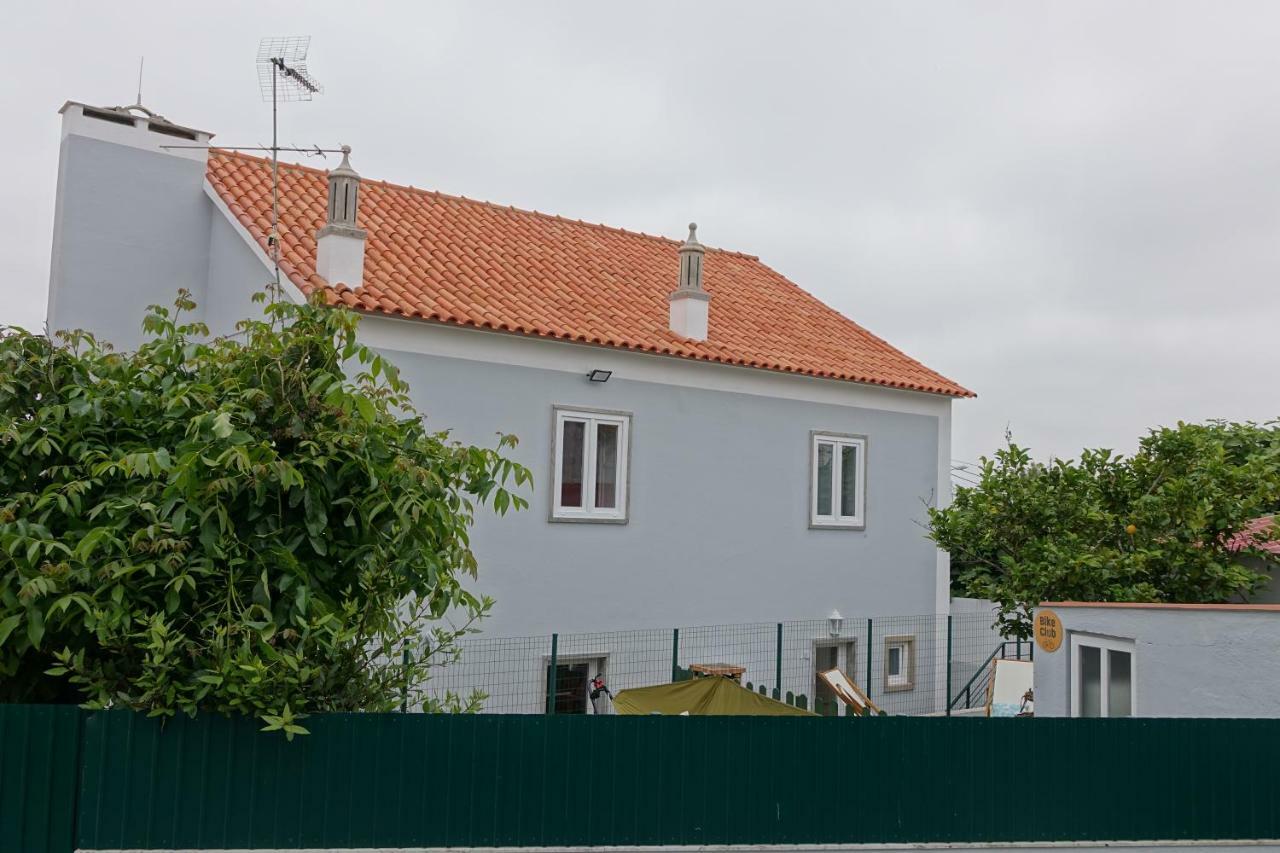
[2,1,1277,466]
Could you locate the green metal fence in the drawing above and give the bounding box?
[0,704,81,853]
[5,706,1280,851]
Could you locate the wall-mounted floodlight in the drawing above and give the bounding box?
[587,369,613,383]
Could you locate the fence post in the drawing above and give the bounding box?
[774,623,783,700]
[400,646,411,714]
[945,614,953,717]
[546,633,559,715]
[865,618,873,701]
[671,628,680,682]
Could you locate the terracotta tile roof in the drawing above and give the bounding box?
[1227,516,1280,557]
[206,150,973,398]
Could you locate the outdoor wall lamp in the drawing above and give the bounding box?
[828,609,843,637]
[587,369,613,383]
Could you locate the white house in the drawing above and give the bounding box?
[44,99,973,713]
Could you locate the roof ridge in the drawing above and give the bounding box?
[209,148,762,261]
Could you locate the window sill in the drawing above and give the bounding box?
[549,514,629,525]
[885,681,914,693]
[809,521,866,531]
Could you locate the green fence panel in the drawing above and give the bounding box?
[67,711,1280,849]
[0,704,81,853]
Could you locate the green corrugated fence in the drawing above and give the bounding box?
[5,706,1280,851]
[0,705,81,853]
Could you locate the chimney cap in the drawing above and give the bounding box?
[682,222,701,248]
[57,100,214,138]
[329,144,358,178]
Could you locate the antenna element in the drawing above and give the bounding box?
[256,36,324,294]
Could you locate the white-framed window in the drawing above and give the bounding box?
[884,635,914,692]
[810,432,866,529]
[1071,633,1134,718]
[552,408,630,522]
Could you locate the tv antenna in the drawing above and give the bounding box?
[256,36,323,290]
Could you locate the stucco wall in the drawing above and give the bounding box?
[381,341,942,636]
[47,134,212,349]
[203,206,277,334]
[1034,605,1280,717]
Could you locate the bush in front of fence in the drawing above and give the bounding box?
[0,289,531,732]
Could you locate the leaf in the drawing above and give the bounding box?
[0,615,21,647]
[354,395,376,425]
[211,412,233,439]
[27,608,45,649]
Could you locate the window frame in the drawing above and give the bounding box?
[809,432,867,530]
[550,406,632,524]
[883,634,915,692]
[1070,632,1136,718]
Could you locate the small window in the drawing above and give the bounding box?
[1071,634,1134,718]
[552,408,629,522]
[811,433,865,528]
[884,635,914,692]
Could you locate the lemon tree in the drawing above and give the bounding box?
[931,422,1280,637]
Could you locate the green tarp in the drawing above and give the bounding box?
[613,675,816,716]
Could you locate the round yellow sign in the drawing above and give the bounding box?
[1034,608,1063,653]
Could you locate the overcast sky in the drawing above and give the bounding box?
[2,1,1277,465]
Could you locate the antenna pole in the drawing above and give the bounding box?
[270,58,281,293]
[135,57,144,106]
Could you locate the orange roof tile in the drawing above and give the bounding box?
[206,151,973,397]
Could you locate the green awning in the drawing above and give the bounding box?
[613,676,816,716]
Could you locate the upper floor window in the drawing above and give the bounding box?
[810,433,866,529]
[552,407,630,523]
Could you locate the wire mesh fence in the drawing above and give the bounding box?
[421,610,1031,717]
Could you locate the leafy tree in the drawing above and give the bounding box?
[931,421,1280,637]
[0,291,530,734]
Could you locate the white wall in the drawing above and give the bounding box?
[1034,604,1280,717]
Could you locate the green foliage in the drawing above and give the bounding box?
[931,422,1280,637]
[0,290,531,729]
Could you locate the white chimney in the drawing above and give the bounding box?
[314,145,367,288]
[668,223,710,341]
[47,102,214,349]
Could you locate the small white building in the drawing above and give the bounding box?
[1033,602,1280,718]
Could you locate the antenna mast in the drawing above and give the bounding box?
[256,36,323,293]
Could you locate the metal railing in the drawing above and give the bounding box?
[948,639,1034,712]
